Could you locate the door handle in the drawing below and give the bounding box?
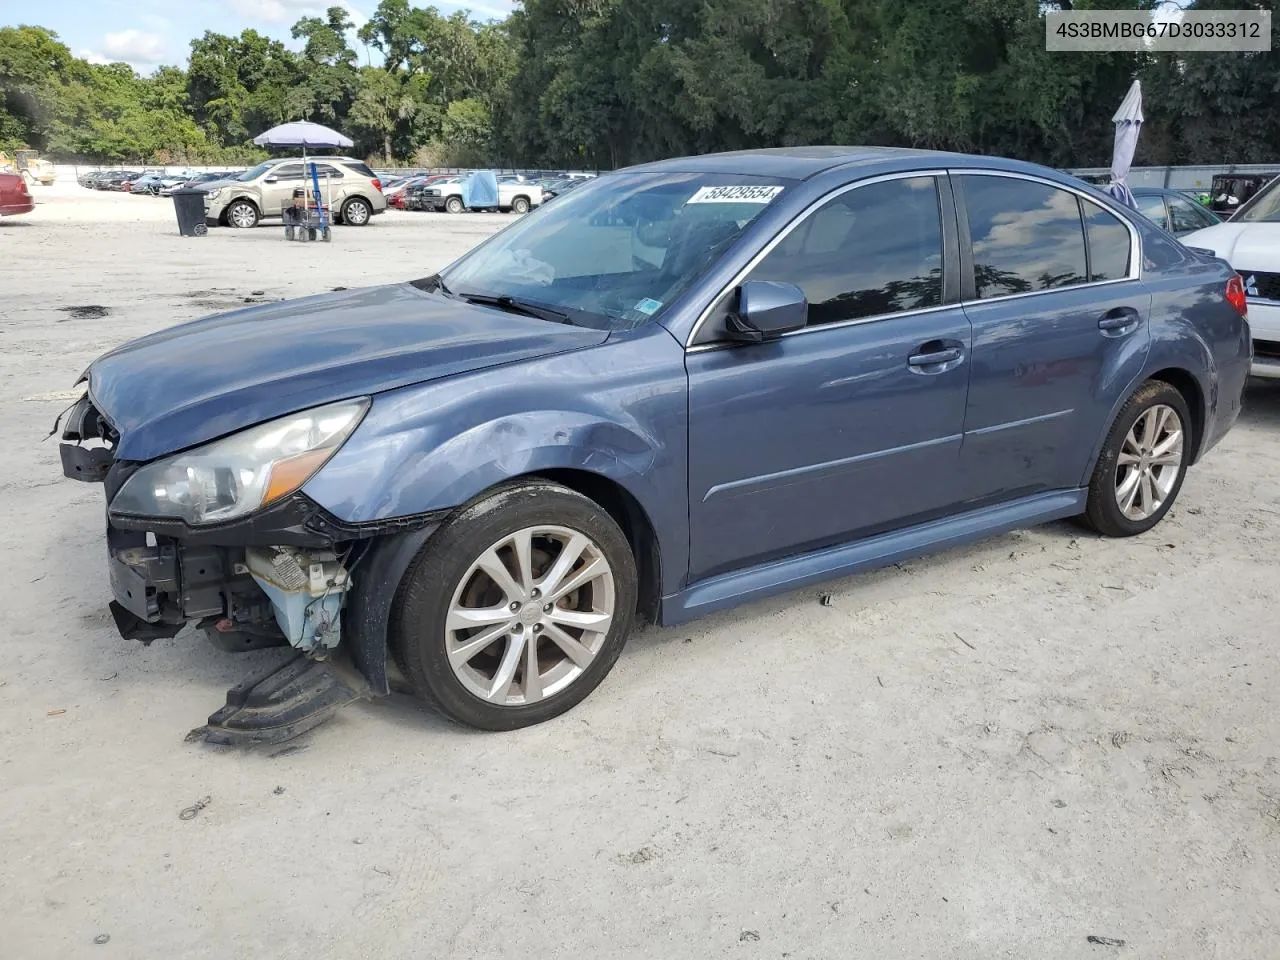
[1098,307,1141,333]
[908,346,962,367]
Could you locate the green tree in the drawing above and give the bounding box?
[349,66,417,161]
[440,96,491,164]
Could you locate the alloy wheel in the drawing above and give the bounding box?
[445,525,616,706]
[345,199,370,225]
[228,202,257,228]
[1114,403,1185,521]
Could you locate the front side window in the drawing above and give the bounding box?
[961,176,1088,299]
[1081,200,1131,281]
[745,176,944,326]
[441,172,791,329]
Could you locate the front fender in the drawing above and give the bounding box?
[304,327,690,593]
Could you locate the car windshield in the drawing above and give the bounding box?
[1234,176,1280,222]
[238,161,276,182]
[439,171,792,330]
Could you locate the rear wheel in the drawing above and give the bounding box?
[342,197,371,226]
[391,480,638,730]
[225,199,259,229]
[1082,380,1191,537]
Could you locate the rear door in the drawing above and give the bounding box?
[953,172,1150,505]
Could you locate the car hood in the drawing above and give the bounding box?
[87,283,608,462]
[1179,222,1280,272]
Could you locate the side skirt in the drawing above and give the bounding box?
[660,489,1087,626]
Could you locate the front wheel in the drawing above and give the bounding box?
[511,196,531,214]
[342,197,371,226]
[445,196,464,214]
[391,480,638,730]
[225,199,259,229]
[1082,380,1191,537]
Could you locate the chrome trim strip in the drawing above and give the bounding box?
[967,409,1074,437]
[702,432,962,502]
[685,166,1145,349]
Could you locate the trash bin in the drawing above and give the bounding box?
[172,188,208,237]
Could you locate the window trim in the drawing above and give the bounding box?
[684,169,953,350]
[952,170,1142,308]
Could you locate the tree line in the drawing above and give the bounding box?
[1,0,1277,169]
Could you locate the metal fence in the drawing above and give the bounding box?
[1066,163,1280,192]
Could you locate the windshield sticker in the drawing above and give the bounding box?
[686,185,785,205]
[634,298,663,316]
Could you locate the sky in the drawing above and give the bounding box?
[7,0,519,72]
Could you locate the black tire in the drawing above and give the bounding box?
[1082,380,1192,537]
[342,197,371,226]
[391,480,638,730]
[225,199,259,229]
[511,196,530,214]
[445,195,464,214]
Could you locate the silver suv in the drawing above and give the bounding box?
[203,157,387,228]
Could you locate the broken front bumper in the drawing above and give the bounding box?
[58,394,446,702]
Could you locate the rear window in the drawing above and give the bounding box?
[343,161,377,179]
[1081,200,1131,281]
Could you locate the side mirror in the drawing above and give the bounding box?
[726,280,808,342]
[264,176,278,184]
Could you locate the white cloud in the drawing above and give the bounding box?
[102,29,169,64]
[225,0,365,25]
[79,49,113,65]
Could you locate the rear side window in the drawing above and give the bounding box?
[1136,194,1168,228]
[747,176,944,326]
[961,176,1087,298]
[344,161,377,179]
[1081,200,1131,281]
[1167,196,1212,233]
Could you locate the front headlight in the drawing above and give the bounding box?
[206,187,223,200]
[111,399,369,525]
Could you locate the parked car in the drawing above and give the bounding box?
[537,177,585,202]
[417,174,543,214]
[0,170,34,217]
[1133,187,1222,237]
[1208,173,1280,216]
[203,157,386,228]
[58,147,1250,741]
[1182,173,1280,378]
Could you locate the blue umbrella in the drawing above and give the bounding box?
[1107,80,1143,210]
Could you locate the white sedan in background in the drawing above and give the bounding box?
[1183,175,1280,378]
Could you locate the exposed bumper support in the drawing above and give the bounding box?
[189,653,371,746]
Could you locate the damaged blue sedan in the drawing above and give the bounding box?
[59,147,1251,742]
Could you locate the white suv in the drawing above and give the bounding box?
[1183,175,1280,378]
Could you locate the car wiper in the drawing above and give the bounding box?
[456,292,572,325]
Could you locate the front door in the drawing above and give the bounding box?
[686,175,973,582]
[953,173,1151,505]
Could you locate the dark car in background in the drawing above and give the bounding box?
[1133,187,1222,237]
[59,147,1250,742]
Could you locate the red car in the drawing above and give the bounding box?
[0,171,34,217]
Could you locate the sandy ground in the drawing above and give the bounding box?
[2,182,1279,960]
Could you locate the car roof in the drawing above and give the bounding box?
[618,146,1028,180]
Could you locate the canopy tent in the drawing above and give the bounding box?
[1106,80,1143,210]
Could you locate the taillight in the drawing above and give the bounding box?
[372,178,382,192]
[1226,274,1248,316]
